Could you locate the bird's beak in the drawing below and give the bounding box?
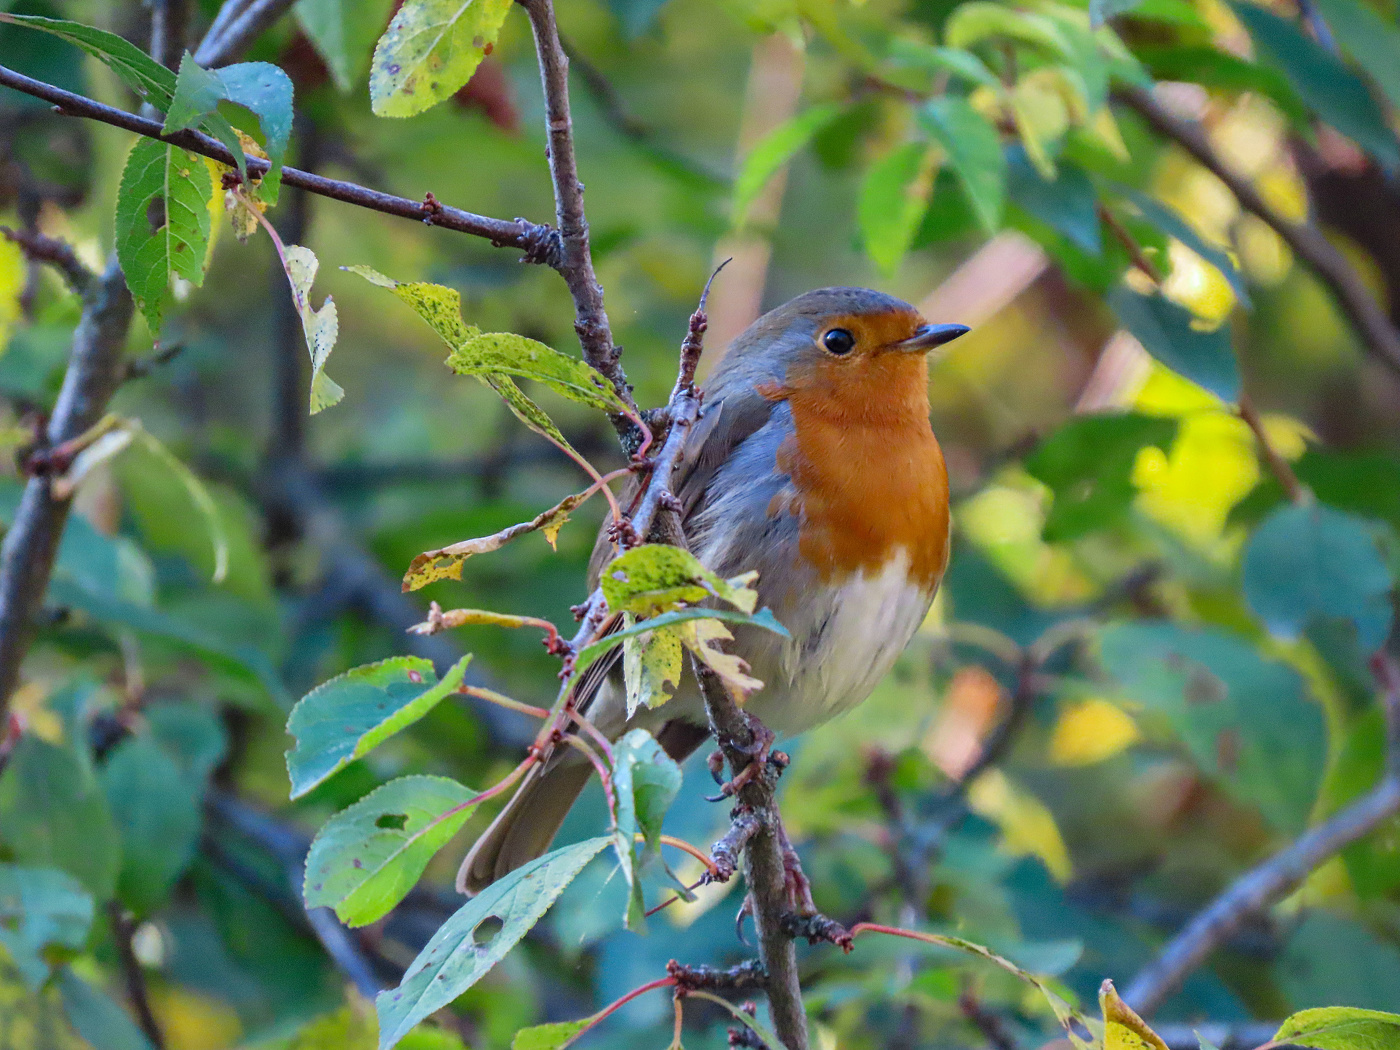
[892,323,971,353]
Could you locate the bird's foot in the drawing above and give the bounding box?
[776,821,852,951]
[705,718,785,801]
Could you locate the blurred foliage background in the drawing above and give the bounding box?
[3,0,1400,1046]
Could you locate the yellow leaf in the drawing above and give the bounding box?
[0,230,22,357]
[968,769,1073,881]
[1100,980,1169,1050]
[1050,698,1140,766]
[623,617,685,716]
[680,618,763,698]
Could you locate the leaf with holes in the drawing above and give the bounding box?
[164,55,294,203]
[1243,502,1393,653]
[114,138,213,336]
[599,544,758,618]
[370,0,514,118]
[610,729,683,928]
[280,245,342,413]
[447,331,630,416]
[0,866,93,991]
[402,487,591,591]
[919,96,1006,232]
[1273,1006,1400,1050]
[859,141,938,276]
[623,616,685,716]
[732,102,843,226]
[1108,287,1239,402]
[286,655,472,798]
[573,606,787,682]
[304,775,478,926]
[376,836,612,1050]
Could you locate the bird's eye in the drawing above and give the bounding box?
[822,328,855,355]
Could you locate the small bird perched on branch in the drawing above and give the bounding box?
[461,287,969,892]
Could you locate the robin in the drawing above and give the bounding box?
[460,286,969,893]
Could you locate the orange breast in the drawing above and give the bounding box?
[769,349,950,591]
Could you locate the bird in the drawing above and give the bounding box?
[459,286,969,894]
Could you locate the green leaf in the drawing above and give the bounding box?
[1025,412,1176,540]
[348,266,628,420]
[919,96,1006,232]
[282,245,342,413]
[101,735,202,916]
[0,736,120,900]
[145,703,228,787]
[859,141,937,275]
[296,0,396,92]
[573,606,788,683]
[285,655,473,799]
[375,837,612,1050]
[56,968,155,1050]
[164,56,294,204]
[1243,503,1393,653]
[0,866,93,991]
[1090,0,1146,27]
[304,775,479,927]
[1231,1,1400,172]
[943,2,1073,58]
[1122,189,1251,308]
[610,729,683,928]
[511,1019,592,1050]
[1007,146,1101,255]
[370,0,514,118]
[1279,914,1400,1012]
[0,13,176,108]
[1274,1006,1400,1050]
[1307,0,1400,113]
[1098,622,1326,833]
[733,103,844,226]
[114,137,214,336]
[1107,287,1240,402]
[885,40,1003,92]
[1134,44,1308,127]
[599,544,759,617]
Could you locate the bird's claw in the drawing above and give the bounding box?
[704,720,780,802]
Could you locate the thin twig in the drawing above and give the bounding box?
[1122,653,1400,1015]
[1098,202,1164,284]
[518,0,641,445]
[1237,393,1307,503]
[148,0,189,71]
[0,226,95,295]
[0,65,557,258]
[194,0,297,67]
[667,958,769,993]
[107,902,165,1049]
[1114,83,1400,380]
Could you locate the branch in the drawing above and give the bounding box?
[0,225,95,296]
[107,901,166,1049]
[1237,392,1307,503]
[1122,654,1400,1016]
[519,0,641,445]
[149,0,189,72]
[0,65,558,258]
[194,0,297,68]
[1113,83,1400,380]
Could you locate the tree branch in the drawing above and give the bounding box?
[519,0,641,445]
[107,901,166,1050]
[194,0,297,68]
[0,225,95,296]
[1122,654,1400,1016]
[148,0,189,72]
[0,65,558,258]
[1113,83,1400,380]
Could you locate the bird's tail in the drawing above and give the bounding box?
[456,754,593,895]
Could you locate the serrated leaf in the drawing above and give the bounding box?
[859,141,937,275]
[573,606,787,683]
[375,837,612,1050]
[1231,1,1400,172]
[0,736,120,901]
[511,1019,593,1050]
[0,866,93,991]
[446,331,630,415]
[285,655,472,798]
[623,617,684,716]
[1243,502,1393,653]
[681,617,763,697]
[101,735,202,916]
[732,102,844,226]
[1108,287,1239,402]
[164,55,294,204]
[0,13,176,107]
[402,487,591,590]
[304,775,478,926]
[282,245,342,413]
[369,0,514,118]
[919,96,1006,232]
[1101,980,1168,1050]
[115,137,214,336]
[610,729,682,928]
[599,543,759,617]
[1273,1006,1400,1050]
